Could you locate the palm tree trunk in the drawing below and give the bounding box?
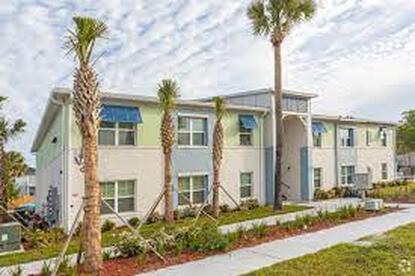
[82,134,102,273]
[164,151,174,223]
[273,42,283,211]
[0,140,4,222]
[212,170,220,218]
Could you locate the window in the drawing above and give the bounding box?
[340,128,354,147]
[98,122,136,146]
[313,168,322,188]
[100,180,135,214]
[380,127,387,147]
[178,116,207,146]
[240,172,253,199]
[313,133,322,147]
[178,175,207,206]
[366,129,370,146]
[341,166,355,185]
[381,163,388,180]
[240,124,253,146]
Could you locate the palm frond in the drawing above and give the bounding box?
[213,96,226,121]
[64,16,108,65]
[0,96,6,107]
[247,0,270,36]
[10,119,26,136]
[157,79,180,112]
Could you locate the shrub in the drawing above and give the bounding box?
[102,220,116,232]
[147,212,163,224]
[219,204,231,213]
[128,217,140,227]
[251,223,268,238]
[114,232,149,257]
[176,224,231,252]
[40,262,51,276]
[102,250,112,261]
[241,199,259,210]
[314,189,330,200]
[11,266,22,276]
[23,228,66,249]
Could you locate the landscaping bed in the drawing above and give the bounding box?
[93,206,398,276]
[368,182,415,203]
[0,203,308,267]
[247,222,415,276]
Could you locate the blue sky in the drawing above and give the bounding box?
[1,0,415,165]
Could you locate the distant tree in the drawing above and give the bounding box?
[211,97,226,218]
[0,97,26,208]
[247,0,316,210]
[3,151,27,205]
[397,110,415,154]
[65,16,107,273]
[158,79,179,223]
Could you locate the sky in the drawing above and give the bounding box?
[1,0,415,166]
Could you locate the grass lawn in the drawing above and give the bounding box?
[0,204,308,267]
[248,223,415,276]
[368,182,415,202]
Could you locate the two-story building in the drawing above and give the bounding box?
[31,87,396,231]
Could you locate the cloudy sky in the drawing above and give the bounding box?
[1,0,415,165]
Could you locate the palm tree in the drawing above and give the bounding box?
[211,97,226,218]
[247,0,316,210]
[158,79,179,223]
[0,97,26,208]
[65,16,107,273]
[3,151,27,205]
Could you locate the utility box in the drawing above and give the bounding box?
[0,222,21,253]
[365,199,384,211]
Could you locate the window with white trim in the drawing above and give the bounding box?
[178,116,207,146]
[313,133,322,147]
[341,165,355,185]
[100,180,135,214]
[380,127,387,147]
[178,175,207,206]
[239,125,253,146]
[381,163,388,180]
[98,121,136,146]
[240,172,253,199]
[313,168,322,188]
[340,128,354,147]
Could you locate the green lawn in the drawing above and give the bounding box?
[0,204,308,267]
[248,223,415,276]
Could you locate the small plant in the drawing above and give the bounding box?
[128,217,140,227]
[11,266,22,276]
[114,232,149,257]
[40,261,51,276]
[251,223,268,238]
[147,211,163,224]
[101,219,116,232]
[102,250,112,261]
[241,199,259,210]
[219,204,231,213]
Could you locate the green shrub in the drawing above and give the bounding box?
[147,212,163,224]
[40,261,51,276]
[251,223,268,238]
[101,220,116,232]
[128,217,140,227]
[219,204,231,213]
[114,232,149,257]
[241,199,259,210]
[11,265,22,276]
[102,250,112,261]
[177,224,231,252]
[23,228,66,249]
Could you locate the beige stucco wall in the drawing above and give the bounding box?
[311,148,336,190]
[282,116,307,201]
[220,147,265,205]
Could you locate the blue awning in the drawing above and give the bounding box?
[239,115,257,129]
[312,122,327,134]
[100,105,143,123]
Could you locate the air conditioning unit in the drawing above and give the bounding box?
[365,199,384,211]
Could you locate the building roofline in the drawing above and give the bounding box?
[312,113,398,126]
[197,88,318,101]
[31,88,269,152]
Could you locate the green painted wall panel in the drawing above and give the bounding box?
[223,113,260,146]
[36,108,64,170]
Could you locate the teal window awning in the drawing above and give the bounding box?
[100,105,143,123]
[312,122,327,134]
[239,115,257,129]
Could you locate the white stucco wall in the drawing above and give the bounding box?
[221,147,265,206]
[311,148,336,189]
[356,147,395,182]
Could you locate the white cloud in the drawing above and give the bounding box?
[0,0,414,165]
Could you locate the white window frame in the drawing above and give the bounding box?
[177,114,208,148]
[381,163,388,180]
[98,121,137,146]
[239,119,253,146]
[341,165,355,186]
[100,180,136,215]
[313,167,322,188]
[177,173,208,206]
[380,127,387,147]
[340,128,354,147]
[240,172,253,199]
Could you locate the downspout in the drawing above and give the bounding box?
[50,95,68,230]
[334,120,339,186]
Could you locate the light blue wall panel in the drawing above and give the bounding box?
[265,147,274,204]
[300,146,312,200]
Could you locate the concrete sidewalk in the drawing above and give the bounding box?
[141,204,415,276]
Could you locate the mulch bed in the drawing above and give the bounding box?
[85,208,399,276]
[384,197,415,204]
